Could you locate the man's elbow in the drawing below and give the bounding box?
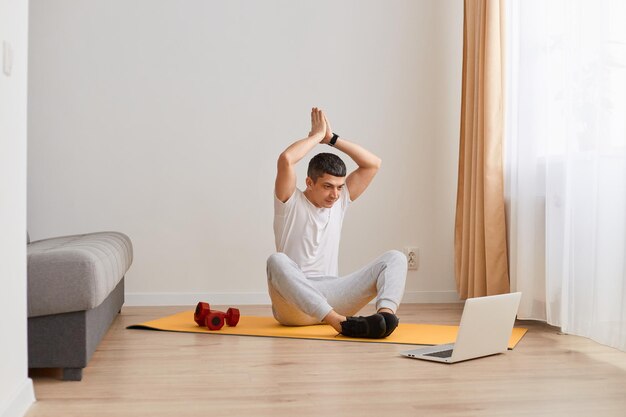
[372,156,382,170]
[278,151,294,169]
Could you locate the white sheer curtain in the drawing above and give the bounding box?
[505,0,626,351]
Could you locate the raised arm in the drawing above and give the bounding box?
[275,108,327,202]
[323,116,381,201]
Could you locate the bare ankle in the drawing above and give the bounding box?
[323,310,346,333]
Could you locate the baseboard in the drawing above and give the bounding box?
[402,290,462,303]
[124,290,461,306]
[0,378,35,417]
[125,292,271,306]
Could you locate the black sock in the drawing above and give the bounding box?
[340,313,386,339]
[379,312,399,337]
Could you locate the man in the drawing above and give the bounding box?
[267,107,407,339]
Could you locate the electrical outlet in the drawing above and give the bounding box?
[404,247,419,270]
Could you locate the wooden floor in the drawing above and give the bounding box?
[27,304,626,417]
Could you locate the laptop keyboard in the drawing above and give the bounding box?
[424,349,454,358]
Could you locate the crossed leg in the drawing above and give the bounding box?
[266,250,407,337]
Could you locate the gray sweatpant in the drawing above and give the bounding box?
[266,250,407,325]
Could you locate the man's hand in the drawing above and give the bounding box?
[322,114,334,144]
[308,107,327,142]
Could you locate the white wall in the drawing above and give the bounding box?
[27,0,463,305]
[0,0,36,415]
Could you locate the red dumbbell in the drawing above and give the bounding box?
[194,302,240,330]
[206,308,240,330]
[194,302,212,326]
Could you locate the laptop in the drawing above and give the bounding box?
[400,292,522,363]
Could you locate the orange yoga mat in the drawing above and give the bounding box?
[128,311,528,349]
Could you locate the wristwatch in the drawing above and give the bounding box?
[329,133,339,147]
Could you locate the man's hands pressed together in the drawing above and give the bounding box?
[308,107,327,142]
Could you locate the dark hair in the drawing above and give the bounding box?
[307,153,347,182]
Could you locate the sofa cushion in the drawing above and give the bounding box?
[27,232,133,317]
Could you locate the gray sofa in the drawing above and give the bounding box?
[27,232,133,380]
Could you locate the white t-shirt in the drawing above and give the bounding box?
[273,187,351,277]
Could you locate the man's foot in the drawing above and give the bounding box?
[379,312,399,337]
[340,313,386,339]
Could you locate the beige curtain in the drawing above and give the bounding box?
[455,0,510,299]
